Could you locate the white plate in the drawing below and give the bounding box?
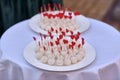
[29,13,90,35]
[23,41,96,71]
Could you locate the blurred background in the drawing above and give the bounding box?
[0,0,120,37]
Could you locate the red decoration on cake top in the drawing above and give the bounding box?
[51,27,54,32]
[82,37,85,45]
[43,35,46,39]
[56,30,58,33]
[59,27,62,32]
[48,31,52,36]
[55,40,59,45]
[71,41,76,46]
[33,36,36,41]
[70,35,75,39]
[66,28,69,33]
[75,35,79,41]
[50,41,53,46]
[74,11,80,16]
[43,46,46,51]
[68,16,72,19]
[63,39,68,44]
[68,12,72,16]
[70,31,73,35]
[39,33,43,41]
[78,44,81,48]
[61,31,66,36]
[38,41,40,46]
[50,35,53,39]
[59,34,63,39]
[77,32,81,36]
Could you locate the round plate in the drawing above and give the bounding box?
[29,13,90,35]
[23,41,96,71]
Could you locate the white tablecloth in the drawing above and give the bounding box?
[0,18,120,80]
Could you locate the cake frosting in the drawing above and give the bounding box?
[33,30,85,66]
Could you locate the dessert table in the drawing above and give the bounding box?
[0,18,120,80]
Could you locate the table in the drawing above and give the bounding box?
[0,19,120,80]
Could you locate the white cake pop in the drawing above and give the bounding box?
[64,58,71,66]
[35,52,43,60]
[56,58,63,66]
[40,56,48,64]
[48,58,55,65]
[71,56,78,64]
